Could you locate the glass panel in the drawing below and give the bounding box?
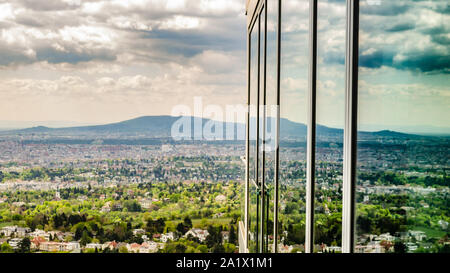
[264,0,279,253]
[259,8,266,187]
[356,0,450,253]
[278,0,309,253]
[249,183,259,252]
[314,0,346,253]
[248,10,260,253]
[249,19,258,188]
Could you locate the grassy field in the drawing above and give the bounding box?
[413,226,447,238]
[166,217,233,228]
[0,221,14,228]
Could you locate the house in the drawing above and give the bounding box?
[39,242,69,252]
[325,246,342,253]
[31,237,47,250]
[409,231,426,241]
[377,233,395,242]
[406,242,418,252]
[221,231,230,243]
[0,226,30,238]
[127,243,142,253]
[48,231,64,241]
[66,242,80,251]
[85,243,102,250]
[102,241,118,251]
[8,238,22,249]
[185,228,209,242]
[15,227,31,237]
[139,241,161,253]
[29,229,50,241]
[133,229,146,236]
[160,232,175,243]
[1,226,18,237]
[278,244,293,253]
[139,242,151,253]
[438,220,448,230]
[215,194,227,203]
[139,199,152,209]
[365,241,385,253]
[101,202,111,213]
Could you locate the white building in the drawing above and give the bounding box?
[409,231,426,241]
[85,243,102,250]
[161,232,175,243]
[8,238,22,249]
[133,229,146,236]
[185,228,209,242]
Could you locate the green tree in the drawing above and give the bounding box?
[80,230,92,247]
[0,242,13,253]
[229,225,237,245]
[17,237,31,253]
[394,241,407,253]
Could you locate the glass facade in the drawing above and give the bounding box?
[279,0,309,253]
[355,0,450,253]
[242,0,449,253]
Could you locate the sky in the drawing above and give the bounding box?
[0,0,449,134]
[0,0,247,127]
[275,0,449,133]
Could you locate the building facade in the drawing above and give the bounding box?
[240,0,449,253]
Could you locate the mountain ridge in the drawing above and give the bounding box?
[0,115,424,140]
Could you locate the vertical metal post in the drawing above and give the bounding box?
[245,27,251,253]
[273,0,281,254]
[305,0,317,254]
[255,10,261,254]
[342,0,359,254]
[259,2,267,254]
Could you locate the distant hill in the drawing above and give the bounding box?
[0,115,423,141]
[2,116,240,138]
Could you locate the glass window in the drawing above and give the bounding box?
[258,6,266,253]
[249,20,258,187]
[356,0,450,253]
[248,10,259,253]
[314,0,346,253]
[278,0,309,253]
[264,0,279,253]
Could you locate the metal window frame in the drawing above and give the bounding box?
[246,0,264,254]
[342,0,359,253]
[245,5,260,253]
[305,0,317,254]
[245,0,360,254]
[258,2,267,254]
[273,0,281,254]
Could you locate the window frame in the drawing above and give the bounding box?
[244,0,360,253]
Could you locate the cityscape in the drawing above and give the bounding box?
[0,116,448,253]
[0,0,448,259]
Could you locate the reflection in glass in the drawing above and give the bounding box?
[264,0,278,253]
[278,0,309,253]
[356,0,450,253]
[313,0,346,253]
[249,183,259,252]
[248,13,259,253]
[258,7,266,253]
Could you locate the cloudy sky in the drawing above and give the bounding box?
[0,0,247,127]
[275,0,449,133]
[0,0,448,133]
